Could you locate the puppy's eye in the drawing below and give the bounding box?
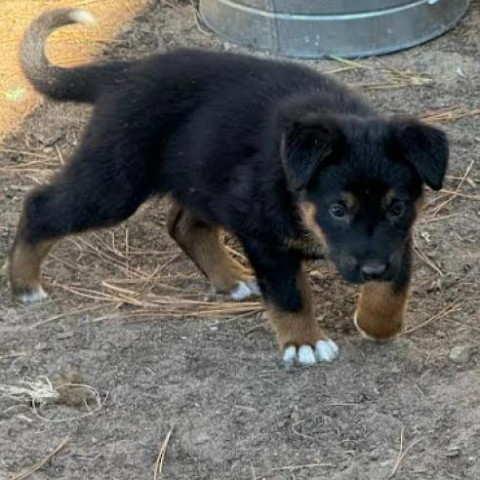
[329,203,347,219]
[389,200,406,218]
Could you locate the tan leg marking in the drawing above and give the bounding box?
[354,282,409,341]
[266,268,339,365]
[266,270,325,347]
[9,238,56,302]
[167,201,256,296]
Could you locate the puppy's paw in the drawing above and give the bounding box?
[229,280,260,301]
[283,339,339,367]
[15,286,48,304]
[353,310,401,342]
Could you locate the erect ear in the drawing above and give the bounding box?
[280,115,345,191]
[392,118,449,191]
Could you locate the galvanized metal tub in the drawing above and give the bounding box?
[199,0,470,58]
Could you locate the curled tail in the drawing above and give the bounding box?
[21,8,125,103]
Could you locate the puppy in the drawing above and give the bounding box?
[9,9,448,366]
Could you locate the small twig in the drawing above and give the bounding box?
[192,4,211,36]
[439,189,480,201]
[389,428,426,478]
[270,463,334,472]
[160,0,184,12]
[391,426,404,478]
[420,106,480,124]
[446,318,480,334]
[412,235,444,276]
[421,213,457,224]
[125,226,130,277]
[9,437,70,480]
[30,304,107,328]
[54,144,64,165]
[153,427,174,480]
[430,160,475,216]
[403,302,461,335]
[0,148,48,158]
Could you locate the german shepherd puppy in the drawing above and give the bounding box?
[9,9,448,366]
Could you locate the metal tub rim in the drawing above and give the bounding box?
[199,0,471,59]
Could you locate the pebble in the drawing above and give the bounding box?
[448,345,472,364]
[290,411,300,422]
[445,447,460,458]
[368,450,380,461]
[57,331,74,340]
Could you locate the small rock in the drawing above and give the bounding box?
[57,331,74,340]
[445,447,460,458]
[368,450,380,461]
[449,345,472,364]
[290,411,301,422]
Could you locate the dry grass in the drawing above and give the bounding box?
[51,277,262,322]
[403,301,462,335]
[30,228,264,322]
[389,427,427,478]
[413,159,478,275]
[425,160,477,218]
[412,231,444,277]
[153,427,174,480]
[0,370,105,423]
[9,437,70,480]
[420,105,480,124]
[329,56,433,90]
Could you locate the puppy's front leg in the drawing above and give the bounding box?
[354,244,411,340]
[243,243,338,366]
[354,282,408,340]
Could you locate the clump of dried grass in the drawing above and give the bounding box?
[55,279,263,322]
[420,105,480,124]
[0,370,104,422]
[422,159,478,224]
[37,230,264,323]
[328,56,432,90]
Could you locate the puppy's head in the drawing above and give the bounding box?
[279,104,448,284]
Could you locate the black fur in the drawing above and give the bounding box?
[17,16,449,315]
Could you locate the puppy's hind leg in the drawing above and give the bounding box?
[9,150,152,303]
[166,200,259,301]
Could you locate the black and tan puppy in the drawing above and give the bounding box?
[9,9,448,366]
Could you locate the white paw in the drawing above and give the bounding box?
[16,287,48,304]
[283,339,339,367]
[230,280,260,301]
[315,339,339,362]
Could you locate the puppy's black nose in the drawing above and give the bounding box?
[361,262,387,280]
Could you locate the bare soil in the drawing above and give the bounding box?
[1,1,479,479]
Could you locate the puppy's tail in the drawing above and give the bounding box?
[21,8,124,103]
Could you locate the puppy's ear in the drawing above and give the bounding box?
[392,119,449,191]
[281,116,345,191]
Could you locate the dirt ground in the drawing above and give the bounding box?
[1,1,479,479]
